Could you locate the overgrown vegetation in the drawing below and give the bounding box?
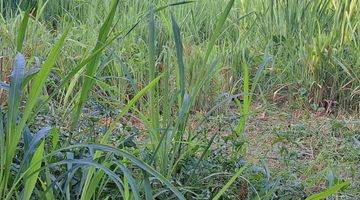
[0,0,359,199]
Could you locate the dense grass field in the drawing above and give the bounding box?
[0,0,359,199]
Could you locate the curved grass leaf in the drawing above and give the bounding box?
[6,158,125,200]
[171,13,186,104]
[72,0,120,128]
[8,28,69,165]
[3,29,69,193]
[212,165,248,200]
[4,53,25,183]
[21,127,51,169]
[16,10,29,52]
[7,142,185,200]
[81,75,162,200]
[204,0,234,63]
[37,1,195,115]
[55,160,125,199]
[305,181,350,200]
[23,141,44,200]
[77,144,186,200]
[114,162,141,200]
[156,1,194,12]
[143,172,153,200]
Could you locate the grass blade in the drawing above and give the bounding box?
[156,1,194,12]
[13,28,69,151]
[80,75,162,200]
[78,144,186,200]
[212,165,248,200]
[4,53,26,187]
[148,5,160,135]
[305,181,350,200]
[20,127,51,174]
[6,53,25,142]
[204,0,234,63]
[23,141,45,200]
[171,13,186,104]
[115,163,141,200]
[235,61,250,135]
[4,29,69,190]
[16,9,29,52]
[143,173,153,200]
[72,0,119,128]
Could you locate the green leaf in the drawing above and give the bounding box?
[305,181,350,200]
[6,53,25,140]
[13,27,69,152]
[16,10,30,52]
[80,75,162,200]
[4,53,26,184]
[78,144,186,200]
[204,0,234,63]
[143,172,153,200]
[115,162,141,200]
[21,127,51,173]
[235,61,250,135]
[4,29,69,189]
[72,0,120,128]
[37,1,195,115]
[50,128,60,151]
[23,141,45,200]
[212,165,248,200]
[148,5,160,134]
[171,13,186,104]
[156,1,194,12]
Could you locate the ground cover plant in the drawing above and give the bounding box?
[0,0,359,199]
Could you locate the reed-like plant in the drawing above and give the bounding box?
[0,3,190,199]
[0,9,68,199]
[1,0,358,199]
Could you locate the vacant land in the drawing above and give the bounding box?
[0,0,359,199]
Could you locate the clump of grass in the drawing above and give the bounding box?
[1,9,68,198]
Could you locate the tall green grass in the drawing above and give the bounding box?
[0,0,358,199]
[0,2,193,199]
[1,10,68,198]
